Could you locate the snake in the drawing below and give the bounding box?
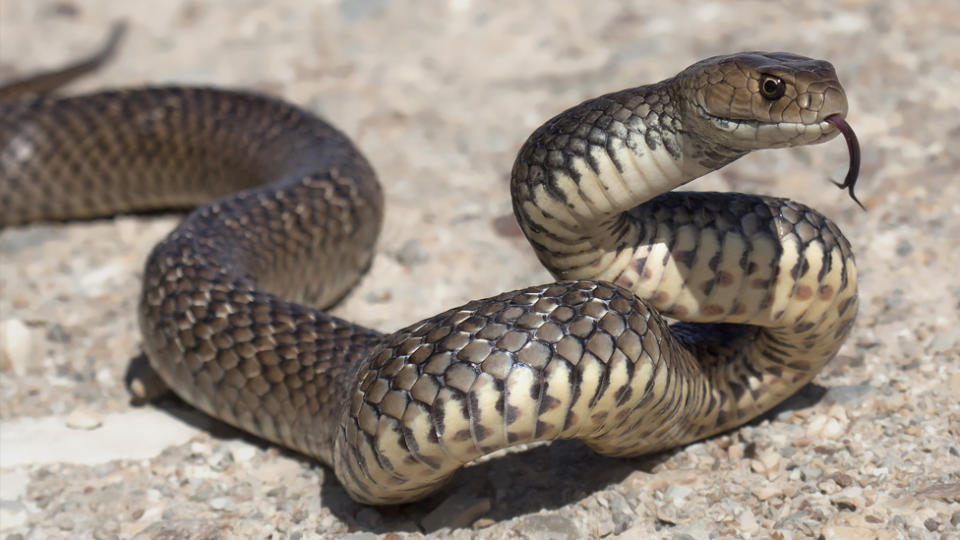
[0,33,861,505]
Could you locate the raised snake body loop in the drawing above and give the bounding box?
[0,52,858,504]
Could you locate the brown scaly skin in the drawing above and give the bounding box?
[0,51,858,504]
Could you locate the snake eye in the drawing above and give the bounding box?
[759,75,786,100]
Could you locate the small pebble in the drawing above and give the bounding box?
[737,508,759,533]
[750,448,782,478]
[45,323,71,343]
[664,485,693,505]
[395,238,429,266]
[727,442,745,459]
[230,444,257,463]
[92,519,121,540]
[801,466,824,481]
[655,504,679,525]
[883,288,905,310]
[0,500,28,530]
[55,514,75,530]
[806,414,846,439]
[946,373,960,397]
[208,497,233,511]
[928,329,959,353]
[831,472,856,487]
[830,486,865,510]
[189,441,212,457]
[517,514,580,540]
[339,533,377,540]
[0,318,33,376]
[821,525,875,540]
[594,513,615,537]
[895,239,913,256]
[607,492,633,534]
[363,290,392,303]
[208,449,234,471]
[669,530,709,540]
[473,517,495,529]
[79,262,127,297]
[752,483,782,501]
[65,407,103,430]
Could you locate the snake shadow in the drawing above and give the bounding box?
[127,353,828,533]
[322,381,829,533]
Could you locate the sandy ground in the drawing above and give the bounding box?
[1,0,958,538]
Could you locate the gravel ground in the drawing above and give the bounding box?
[1,0,958,538]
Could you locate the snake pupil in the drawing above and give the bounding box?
[760,76,786,100]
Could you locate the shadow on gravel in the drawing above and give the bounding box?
[125,348,832,534]
[755,382,829,422]
[328,382,831,534]
[320,438,665,534]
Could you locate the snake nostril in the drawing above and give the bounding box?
[822,87,849,118]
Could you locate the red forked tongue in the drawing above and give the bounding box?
[825,114,864,210]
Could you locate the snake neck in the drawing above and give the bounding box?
[510,80,746,282]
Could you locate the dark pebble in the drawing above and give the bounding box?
[395,239,429,266]
[46,323,71,343]
[895,239,913,256]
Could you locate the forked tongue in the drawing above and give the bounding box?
[825,114,864,210]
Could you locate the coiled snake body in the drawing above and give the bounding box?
[0,50,859,504]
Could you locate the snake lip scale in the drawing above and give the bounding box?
[0,48,861,505]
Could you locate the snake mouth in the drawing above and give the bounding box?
[824,114,863,210]
[697,103,863,210]
[696,104,840,147]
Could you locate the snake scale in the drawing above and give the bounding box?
[1,38,860,504]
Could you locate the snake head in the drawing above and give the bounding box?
[679,51,848,150]
[678,52,863,208]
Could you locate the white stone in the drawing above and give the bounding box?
[664,485,693,505]
[806,413,848,440]
[0,318,33,376]
[189,441,212,456]
[230,443,258,463]
[752,482,782,501]
[738,508,760,533]
[0,502,27,531]
[66,407,104,430]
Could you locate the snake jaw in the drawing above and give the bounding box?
[682,52,850,153]
[825,114,864,210]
